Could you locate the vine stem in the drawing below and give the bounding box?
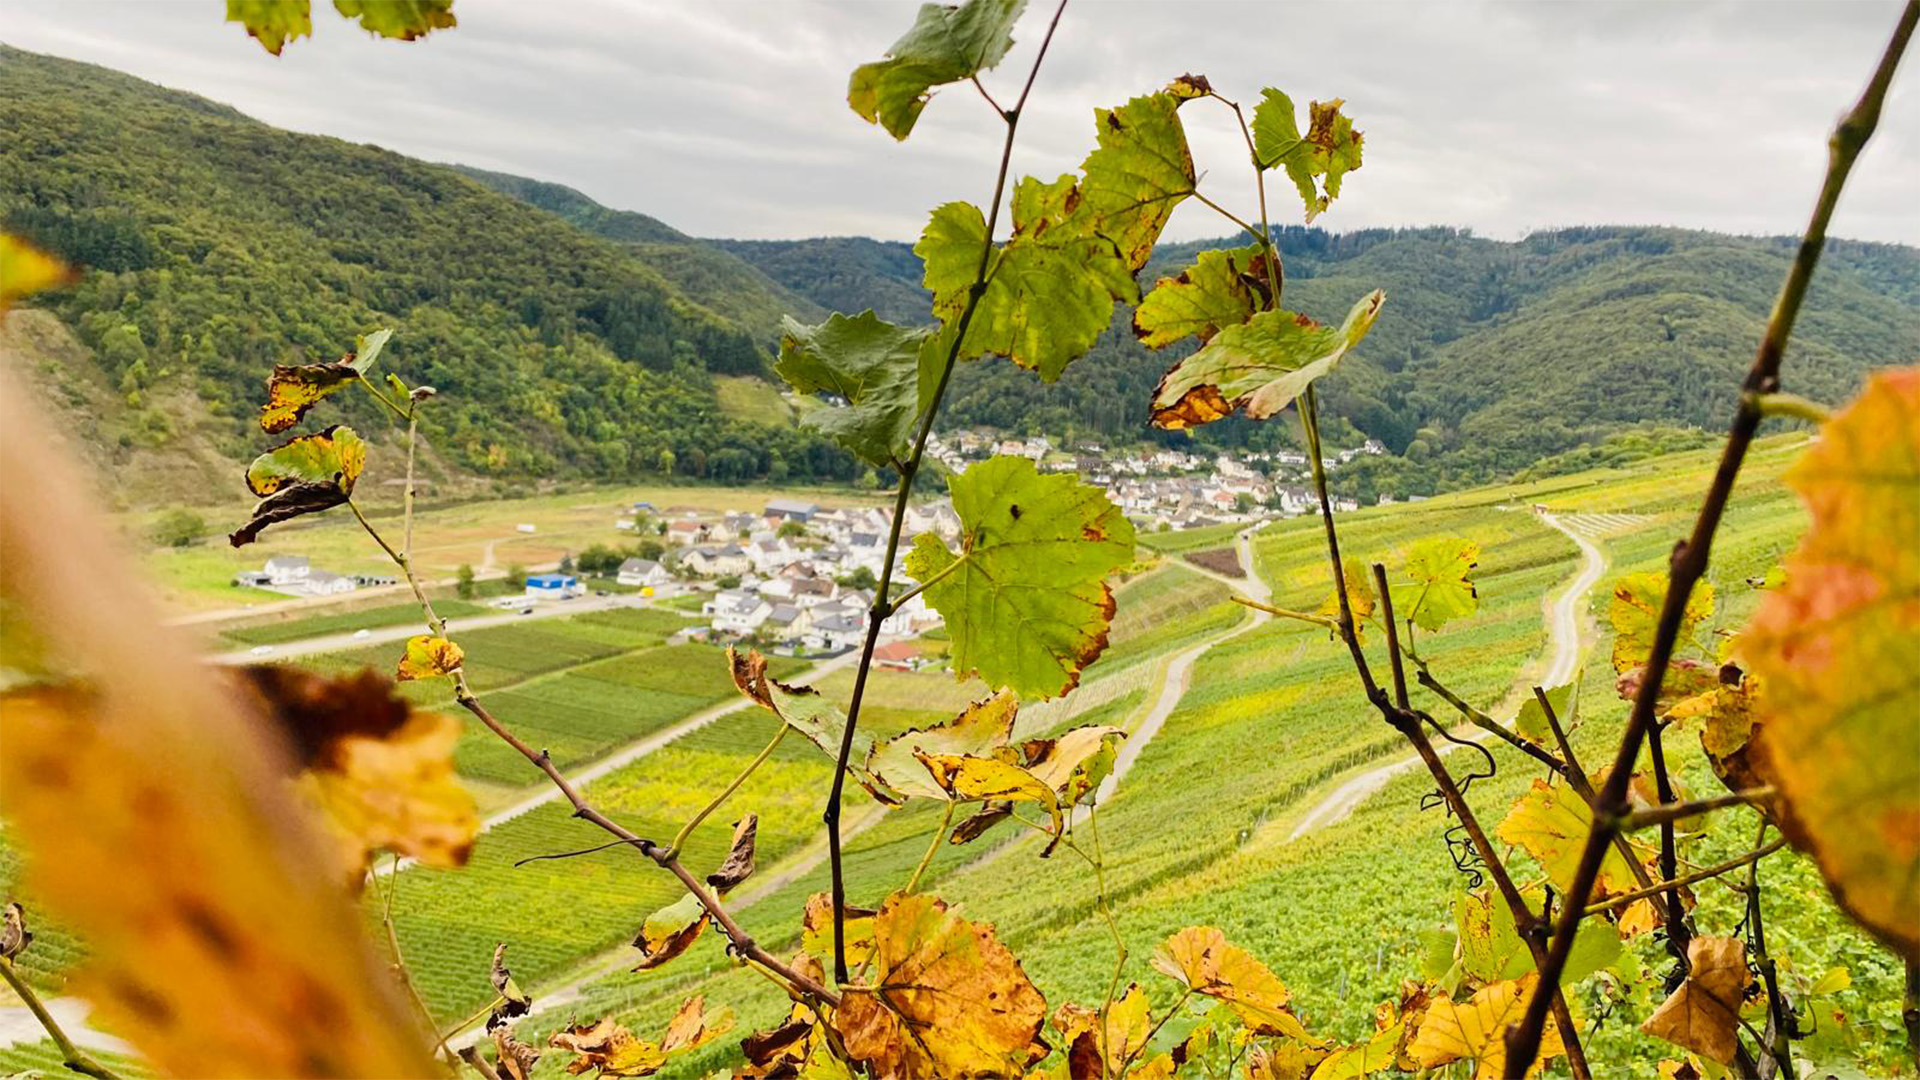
[0,957,122,1080]
[666,724,786,859]
[1580,836,1787,917]
[1617,788,1775,831]
[1744,822,1795,1080]
[902,803,955,895]
[823,0,1071,985]
[1414,671,1567,775]
[1531,687,1656,893]
[1505,4,1918,1069]
[351,475,838,1007]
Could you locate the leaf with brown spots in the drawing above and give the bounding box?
[236,665,478,884]
[867,689,1019,799]
[1133,245,1269,350]
[915,749,1063,845]
[488,942,531,1030]
[258,328,391,433]
[1743,368,1920,962]
[832,892,1048,1079]
[1150,291,1384,430]
[905,455,1135,700]
[1610,570,1715,675]
[1251,90,1364,222]
[803,892,877,968]
[1077,92,1197,271]
[705,813,758,891]
[1405,975,1564,1079]
[0,902,30,960]
[396,634,464,681]
[1641,936,1751,1065]
[230,425,368,547]
[492,1027,540,1080]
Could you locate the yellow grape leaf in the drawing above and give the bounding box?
[0,232,76,311]
[866,689,1020,799]
[1309,1020,1402,1080]
[1743,369,1920,962]
[631,893,708,971]
[1496,778,1639,898]
[1317,557,1376,641]
[1393,536,1480,632]
[915,749,1062,841]
[1054,983,1153,1079]
[1152,926,1310,1039]
[1406,975,1565,1079]
[396,633,464,681]
[1666,671,1757,758]
[259,327,392,433]
[661,994,733,1053]
[832,892,1048,1079]
[1610,570,1715,674]
[1641,936,1750,1065]
[548,1017,666,1077]
[237,665,478,883]
[802,891,876,968]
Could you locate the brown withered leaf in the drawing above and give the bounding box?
[229,481,350,547]
[728,647,902,805]
[833,892,1048,1079]
[549,996,734,1078]
[1641,936,1751,1065]
[492,1026,541,1080]
[632,894,708,971]
[705,813,758,891]
[259,359,359,433]
[236,665,477,884]
[488,942,531,1031]
[0,901,30,959]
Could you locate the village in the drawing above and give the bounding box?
[228,436,1397,658]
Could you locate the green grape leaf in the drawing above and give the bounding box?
[1610,570,1715,674]
[227,0,313,55]
[1077,92,1196,271]
[230,426,366,547]
[1150,290,1384,429]
[332,0,456,42]
[915,182,1135,381]
[726,648,903,805]
[776,311,935,468]
[904,456,1135,699]
[1133,245,1275,349]
[1743,368,1920,962]
[1454,888,1619,985]
[847,0,1026,140]
[1251,89,1364,222]
[1514,682,1575,747]
[1393,536,1481,632]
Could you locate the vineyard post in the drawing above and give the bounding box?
[821,0,1071,984]
[1504,2,1919,1071]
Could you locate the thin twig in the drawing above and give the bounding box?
[902,803,955,895]
[0,957,122,1080]
[1532,686,1656,893]
[824,0,1072,985]
[1414,669,1568,775]
[1745,822,1794,1079]
[1506,6,1918,1068]
[1617,788,1774,831]
[667,724,786,859]
[1581,836,1787,917]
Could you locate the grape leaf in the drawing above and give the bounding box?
[231,425,368,547]
[259,328,390,433]
[0,232,77,311]
[904,455,1135,699]
[488,943,530,1030]
[916,749,1062,841]
[1514,682,1575,747]
[631,894,707,971]
[1150,290,1385,430]
[847,0,1025,140]
[802,892,877,968]
[1610,570,1715,674]
[1310,1021,1403,1080]
[1406,975,1564,1079]
[1251,89,1364,222]
[867,690,1020,799]
[1077,92,1196,271]
[705,813,757,891]
[333,0,456,41]
[1496,779,1640,898]
[227,0,314,55]
[1133,245,1272,349]
[1742,368,1920,962]
[1392,536,1480,632]
[776,311,938,468]
[1053,984,1154,1080]
[727,648,904,805]
[1641,936,1750,1065]
[396,634,464,681]
[832,892,1048,1079]
[1454,887,1619,985]
[1152,926,1309,1040]
[915,183,1135,381]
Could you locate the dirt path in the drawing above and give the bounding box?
[207,593,639,665]
[1284,510,1605,840]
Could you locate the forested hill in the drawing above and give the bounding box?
[737,224,1920,494]
[0,46,868,499]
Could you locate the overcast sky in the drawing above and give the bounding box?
[2,0,1915,245]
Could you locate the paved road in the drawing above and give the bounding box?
[209,593,640,666]
[169,560,559,628]
[1284,509,1606,840]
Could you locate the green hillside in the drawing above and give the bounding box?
[0,46,854,497]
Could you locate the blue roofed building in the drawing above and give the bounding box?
[524,573,584,601]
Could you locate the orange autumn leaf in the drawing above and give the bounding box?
[1743,368,1920,962]
[396,633,465,681]
[1153,925,1312,1040]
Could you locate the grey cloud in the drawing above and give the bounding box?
[0,0,1912,244]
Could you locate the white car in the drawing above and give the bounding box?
[249,644,274,656]
[352,628,372,639]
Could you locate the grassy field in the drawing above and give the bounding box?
[713,374,796,426]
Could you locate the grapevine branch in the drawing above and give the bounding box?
[822,0,1071,984]
[1505,3,1918,1069]
[1531,688,1655,893]
[0,957,122,1080]
[1745,822,1794,1079]
[1581,835,1787,917]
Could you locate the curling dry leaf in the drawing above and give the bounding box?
[867,689,1020,799]
[632,894,708,971]
[0,232,77,310]
[1610,570,1715,675]
[1053,984,1154,1079]
[833,892,1047,1079]
[1743,368,1920,961]
[1153,926,1309,1039]
[848,0,1025,140]
[705,813,758,891]
[1150,291,1384,430]
[492,1028,540,1080]
[548,996,734,1077]
[727,647,902,804]
[1406,975,1564,1079]
[396,634,464,681]
[905,456,1134,700]
[231,425,368,547]
[1641,936,1750,1065]
[489,942,531,1029]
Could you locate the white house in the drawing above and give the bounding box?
[265,555,310,586]
[706,589,771,635]
[616,558,671,589]
[302,569,357,596]
[684,544,751,578]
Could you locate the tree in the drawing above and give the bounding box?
[504,563,526,588]
[657,448,676,476]
[637,538,665,561]
[558,553,576,574]
[455,563,476,599]
[148,508,206,548]
[777,520,807,539]
[1233,492,1256,514]
[837,565,878,591]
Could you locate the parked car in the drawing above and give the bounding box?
[249,644,274,656]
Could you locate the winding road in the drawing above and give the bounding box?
[1284,510,1606,840]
